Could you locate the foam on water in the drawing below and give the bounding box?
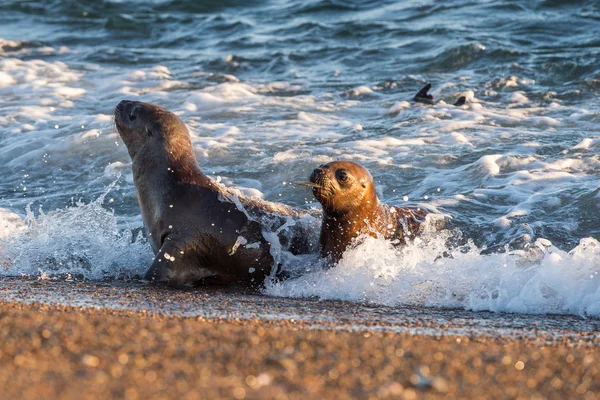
[3,188,598,317]
[0,185,151,280]
[266,232,600,317]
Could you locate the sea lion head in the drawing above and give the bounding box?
[306,161,378,215]
[114,100,191,159]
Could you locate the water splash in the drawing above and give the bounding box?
[0,182,151,280]
[265,230,600,317]
[2,180,599,317]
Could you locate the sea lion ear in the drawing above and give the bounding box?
[146,127,152,137]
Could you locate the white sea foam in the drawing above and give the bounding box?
[0,209,25,239]
[0,187,151,280]
[348,85,374,97]
[266,232,600,317]
[1,191,598,317]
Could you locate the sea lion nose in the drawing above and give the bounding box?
[309,168,323,183]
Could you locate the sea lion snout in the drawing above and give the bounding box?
[308,166,332,203]
[114,100,153,157]
[116,99,134,112]
[115,100,140,124]
[309,166,325,184]
[116,99,130,111]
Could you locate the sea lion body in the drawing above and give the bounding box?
[115,100,315,286]
[306,161,427,264]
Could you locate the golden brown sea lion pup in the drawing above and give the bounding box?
[114,100,317,286]
[299,161,427,264]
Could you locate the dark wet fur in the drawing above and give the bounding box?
[414,83,467,107]
[414,83,434,104]
[454,96,466,106]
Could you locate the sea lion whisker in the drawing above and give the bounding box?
[321,180,336,211]
[324,180,336,197]
[294,181,322,188]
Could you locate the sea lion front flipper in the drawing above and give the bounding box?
[414,83,434,104]
[144,252,170,283]
[144,236,216,287]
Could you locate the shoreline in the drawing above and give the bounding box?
[0,278,598,342]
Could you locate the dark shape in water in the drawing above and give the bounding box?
[413,83,467,106]
[414,83,435,104]
[454,96,467,106]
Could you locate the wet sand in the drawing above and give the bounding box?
[0,278,598,399]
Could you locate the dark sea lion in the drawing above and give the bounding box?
[299,161,428,264]
[414,83,466,106]
[114,100,316,286]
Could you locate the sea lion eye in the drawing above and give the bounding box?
[336,169,349,183]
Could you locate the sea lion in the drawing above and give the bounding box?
[414,83,466,106]
[298,161,427,264]
[114,100,316,286]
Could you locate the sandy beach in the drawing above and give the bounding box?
[0,278,597,399]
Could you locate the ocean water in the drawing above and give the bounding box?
[0,0,599,316]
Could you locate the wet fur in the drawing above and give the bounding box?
[309,161,427,264]
[115,101,316,286]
